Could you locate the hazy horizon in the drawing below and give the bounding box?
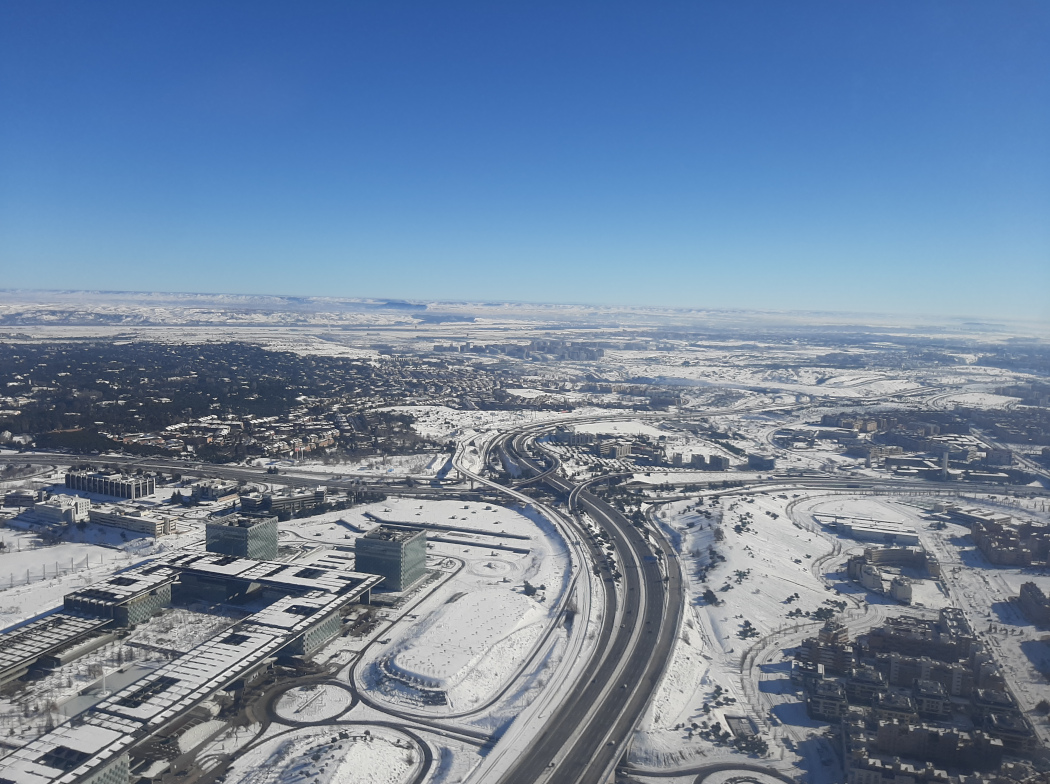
[2,3,1048,321]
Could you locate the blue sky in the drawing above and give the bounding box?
[1,2,1048,320]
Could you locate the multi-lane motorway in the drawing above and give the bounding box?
[11,417,1049,784]
[476,433,683,784]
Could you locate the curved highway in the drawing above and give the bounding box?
[472,432,683,784]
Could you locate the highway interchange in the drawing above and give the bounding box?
[7,408,1049,784]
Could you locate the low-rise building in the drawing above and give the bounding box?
[34,495,90,525]
[89,505,175,537]
[240,487,326,515]
[192,479,240,502]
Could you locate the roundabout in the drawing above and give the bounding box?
[272,682,355,725]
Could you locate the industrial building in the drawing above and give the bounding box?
[205,514,278,561]
[354,526,427,591]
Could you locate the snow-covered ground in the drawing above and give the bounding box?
[632,490,839,774]
[291,453,449,478]
[346,497,573,715]
[575,419,669,438]
[274,684,354,724]
[222,725,420,784]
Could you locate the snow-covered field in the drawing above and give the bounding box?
[632,490,840,772]
[274,684,354,724]
[347,497,573,714]
[223,726,420,784]
[292,452,449,478]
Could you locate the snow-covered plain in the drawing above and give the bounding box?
[346,497,573,714]
[223,726,419,784]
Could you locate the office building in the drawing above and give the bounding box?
[355,526,427,591]
[34,495,91,525]
[205,515,279,561]
[89,505,175,537]
[65,471,156,500]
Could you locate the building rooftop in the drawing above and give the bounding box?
[64,567,178,606]
[0,613,109,681]
[362,525,422,543]
[207,514,276,528]
[166,551,383,596]
[0,548,382,784]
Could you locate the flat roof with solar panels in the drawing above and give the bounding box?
[0,550,383,784]
[0,614,111,688]
[165,551,379,595]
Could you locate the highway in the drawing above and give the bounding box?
[475,433,683,784]
[6,452,478,500]
[12,421,1049,784]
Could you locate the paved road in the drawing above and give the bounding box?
[9,451,483,500]
[486,434,683,784]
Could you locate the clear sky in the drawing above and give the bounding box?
[1,2,1048,320]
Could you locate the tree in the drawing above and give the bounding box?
[523,581,537,597]
[702,588,719,605]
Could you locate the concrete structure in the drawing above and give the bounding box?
[707,455,730,471]
[807,678,850,720]
[0,551,382,784]
[550,428,595,447]
[354,526,426,591]
[867,610,976,663]
[1018,581,1050,626]
[847,547,940,581]
[63,568,176,627]
[239,487,326,515]
[747,453,776,471]
[88,505,174,537]
[205,514,278,561]
[890,576,913,603]
[64,471,155,499]
[858,563,883,593]
[33,495,90,525]
[831,519,920,546]
[3,488,45,508]
[191,479,239,503]
[0,613,110,687]
[597,441,632,459]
